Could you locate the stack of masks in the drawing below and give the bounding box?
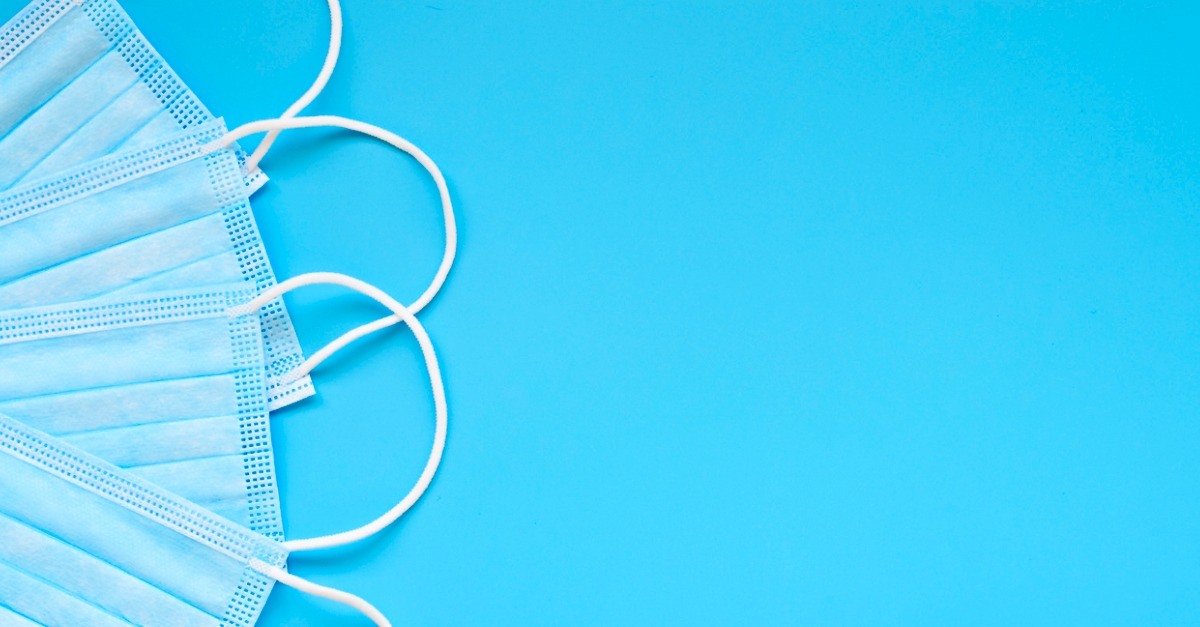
[0,0,456,625]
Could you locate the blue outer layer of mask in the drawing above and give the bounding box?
[0,408,288,626]
[0,120,313,408]
[0,0,266,191]
[0,283,285,539]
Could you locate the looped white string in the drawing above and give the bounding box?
[250,559,391,626]
[245,0,344,173]
[213,115,457,382]
[230,273,449,551]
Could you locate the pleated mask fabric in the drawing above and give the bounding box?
[0,0,267,191]
[0,409,390,626]
[0,271,452,562]
[0,119,313,408]
[0,276,448,627]
[0,283,285,538]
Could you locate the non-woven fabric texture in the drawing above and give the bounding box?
[0,120,313,408]
[0,283,285,539]
[0,408,287,626]
[0,0,266,191]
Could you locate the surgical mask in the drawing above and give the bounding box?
[0,408,396,625]
[0,272,446,624]
[0,273,450,555]
[0,119,313,407]
[0,108,460,408]
[0,0,348,406]
[0,0,268,191]
[0,282,284,536]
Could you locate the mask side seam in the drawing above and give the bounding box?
[227,311,285,540]
[206,154,314,406]
[220,566,277,627]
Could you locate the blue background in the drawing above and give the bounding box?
[15,0,1200,623]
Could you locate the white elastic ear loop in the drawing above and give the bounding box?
[230,272,448,551]
[250,560,390,627]
[215,116,457,382]
[245,0,343,173]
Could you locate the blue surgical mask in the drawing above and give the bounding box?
[0,114,458,540]
[0,0,267,191]
[0,273,451,557]
[0,408,391,626]
[0,120,312,407]
[0,282,284,537]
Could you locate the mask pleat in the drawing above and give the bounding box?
[0,319,236,400]
[18,77,166,185]
[0,512,219,626]
[0,50,139,188]
[203,500,253,529]
[0,559,132,627]
[0,157,218,284]
[0,213,236,309]
[0,447,250,616]
[0,374,239,434]
[61,415,243,467]
[125,471,256,529]
[0,10,110,135]
[113,108,186,153]
[128,455,250,508]
[0,604,41,627]
[104,251,247,298]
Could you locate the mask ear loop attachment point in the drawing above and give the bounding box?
[230,272,449,553]
[249,559,391,627]
[219,115,458,365]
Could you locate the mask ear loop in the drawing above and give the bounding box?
[244,0,344,174]
[229,272,448,551]
[210,115,457,379]
[249,559,391,626]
